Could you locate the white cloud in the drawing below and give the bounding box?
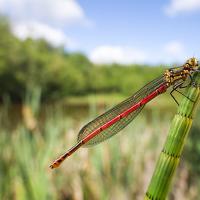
[89,42,188,65]
[164,41,184,55]
[164,0,200,16]
[0,0,91,47]
[148,41,187,64]
[89,46,146,64]
[0,0,90,26]
[12,21,74,47]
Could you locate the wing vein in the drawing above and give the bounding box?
[78,75,166,147]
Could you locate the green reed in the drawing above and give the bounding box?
[145,71,200,200]
[0,88,200,199]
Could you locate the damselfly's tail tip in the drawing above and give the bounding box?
[49,164,55,169]
[49,164,54,169]
[49,161,60,169]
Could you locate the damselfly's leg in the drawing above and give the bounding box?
[179,74,193,88]
[170,89,180,105]
[191,71,200,87]
[176,75,194,102]
[170,77,194,105]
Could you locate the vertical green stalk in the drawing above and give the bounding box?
[145,71,200,200]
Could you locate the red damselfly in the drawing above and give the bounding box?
[50,57,199,169]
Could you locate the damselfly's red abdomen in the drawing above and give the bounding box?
[50,58,199,169]
[77,76,166,147]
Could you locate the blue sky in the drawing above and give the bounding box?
[0,0,200,64]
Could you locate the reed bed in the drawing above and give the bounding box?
[0,99,200,200]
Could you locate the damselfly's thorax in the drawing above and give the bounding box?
[164,57,199,86]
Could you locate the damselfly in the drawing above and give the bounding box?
[50,57,199,169]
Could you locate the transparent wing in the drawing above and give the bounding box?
[78,76,166,147]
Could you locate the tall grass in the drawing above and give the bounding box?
[0,95,200,200]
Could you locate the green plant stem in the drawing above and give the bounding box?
[145,71,200,200]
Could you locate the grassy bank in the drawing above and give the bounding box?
[1,98,200,200]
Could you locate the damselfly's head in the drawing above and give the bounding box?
[165,57,199,86]
[185,57,199,69]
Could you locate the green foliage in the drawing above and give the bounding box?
[0,17,164,102]
[1,97,200,200]
[1,13,200,200]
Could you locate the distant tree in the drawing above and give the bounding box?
[0,15,164,102]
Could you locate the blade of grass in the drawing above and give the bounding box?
[145,71,200,200]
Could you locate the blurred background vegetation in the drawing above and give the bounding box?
[1,16,200,200]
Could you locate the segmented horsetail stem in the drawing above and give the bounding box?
[145,70,200,200]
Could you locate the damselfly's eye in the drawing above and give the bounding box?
[194,58,199,66]
[186,57,198,67]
